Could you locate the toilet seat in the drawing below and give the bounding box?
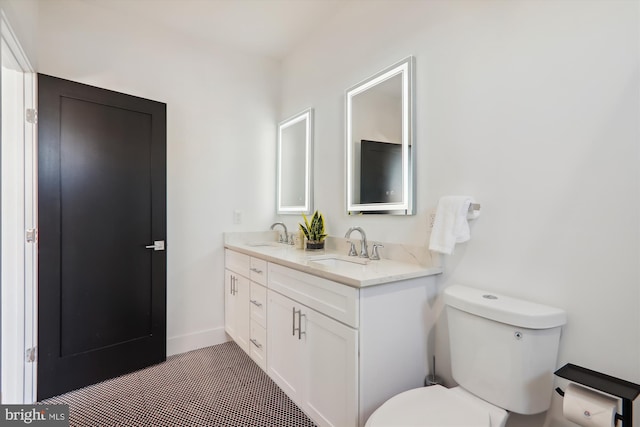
[365,385,508,427]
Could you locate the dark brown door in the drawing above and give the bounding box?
[37,74,166,400]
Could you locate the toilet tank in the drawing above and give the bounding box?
[444,285,566,415]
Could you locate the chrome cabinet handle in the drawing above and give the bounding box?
[250,267,263,274]
[291,307,306,339]
[292,307,297,336]
[298,312,306,340]
[231,276,237,295]
[250,338,262,349]
[250,299,263,307]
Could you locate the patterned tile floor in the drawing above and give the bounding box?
[40,341,317,427]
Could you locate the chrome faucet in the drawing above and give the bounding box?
[344,226,369,258]
[270,222,288,243]
[370,243,384,260]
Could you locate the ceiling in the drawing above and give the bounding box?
[87,0,349,60]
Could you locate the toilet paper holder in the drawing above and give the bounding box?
[555,363,640,427]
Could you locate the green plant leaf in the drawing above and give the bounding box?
[299,210,326,242]
[319,213,326,236]
[298,222,310,240]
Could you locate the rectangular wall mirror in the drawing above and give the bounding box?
[346,56,415,215]
[277,108,313,214]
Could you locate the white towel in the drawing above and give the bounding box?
[429,196,475,255]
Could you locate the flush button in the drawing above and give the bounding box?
[482,294,498,300]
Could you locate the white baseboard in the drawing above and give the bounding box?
[166,327,230,357]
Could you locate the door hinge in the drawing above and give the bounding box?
[26,108,37,124]
[26,347,37,363]
[26,228,38,243]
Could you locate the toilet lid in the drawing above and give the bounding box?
[366,385,504,427]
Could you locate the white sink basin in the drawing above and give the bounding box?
[307,255,370,268]
[247,241,282,247]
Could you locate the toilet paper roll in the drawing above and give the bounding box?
[563,383,618,427]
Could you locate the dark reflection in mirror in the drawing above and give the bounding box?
[360,140,403,204]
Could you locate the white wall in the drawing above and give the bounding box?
[280,1,639,426]
[0,0,38,67]
[37,0,280,355]
[14,1,640,424]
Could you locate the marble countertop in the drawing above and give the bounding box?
[224,232,442,288]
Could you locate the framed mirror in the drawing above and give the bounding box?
[277,108,313,214]
[346,56,415,215]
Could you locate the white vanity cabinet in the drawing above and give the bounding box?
[267,269,358,427]
[224,240,438,427]
[224,249,268,368]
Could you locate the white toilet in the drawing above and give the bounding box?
[366,284,567,427]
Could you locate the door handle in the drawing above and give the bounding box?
[145,240,165,251]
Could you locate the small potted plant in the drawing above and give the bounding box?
[299,210,327,250]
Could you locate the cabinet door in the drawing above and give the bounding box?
[235,273,250,353]
[225,270,250,353]
[267,290,304,400]
[224,270,237,339]
[302,308,358,427]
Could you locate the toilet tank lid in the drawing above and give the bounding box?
[444,285,567,329]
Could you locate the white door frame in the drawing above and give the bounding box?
[1,10,37,404]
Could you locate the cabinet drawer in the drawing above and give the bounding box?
[250,282,267,328]
[225,249,250,277]
[250,258,268,285]
[268,263,359,328]
[249,320,267,371]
